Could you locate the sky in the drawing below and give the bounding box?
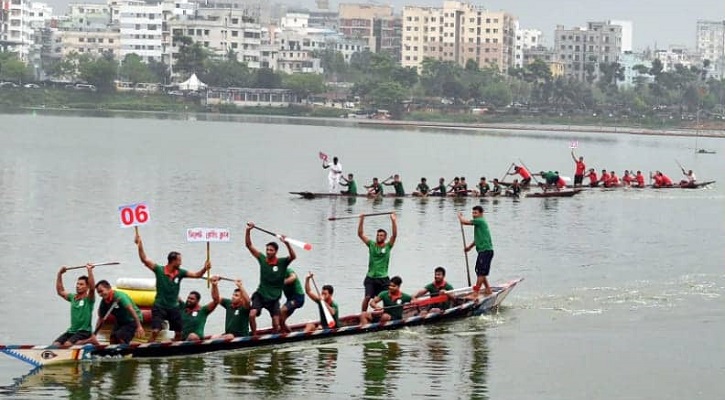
[42,0,724,50]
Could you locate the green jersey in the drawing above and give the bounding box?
[317,299,339,328]
[344,180,358,195]
[391,181,405,196]
[221,299,250,337]
[99,291,142,326]
[377,291,412,320]
[66,293,94,333]
[153,264,188,309]
[256,253,291,301]
[416,183,430,194]
[180,302,212,339]
[478,183,490,194]
[282,268,305,300]
[472,217,493,251]
[366,240,393,278]
[424,282,454,309]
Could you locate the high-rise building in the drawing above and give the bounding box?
[554,21,622,81]
[696,19,725,79]
[1,0,36,60]
[513,25,542,68]
[338,3,400,60]
[401,1,516,73]
[608,19,632,52]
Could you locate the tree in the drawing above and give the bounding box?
[482,81,512,107]
[0,53,32,83]
[254,68,282,88]
[282,73,326,100]
[202,58,251,87]
[173,34,208,77]
[119,54,156,84]
[78,53,118,91]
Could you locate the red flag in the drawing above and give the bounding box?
[318,151,328,161]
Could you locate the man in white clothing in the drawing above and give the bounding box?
[323,156,343,192]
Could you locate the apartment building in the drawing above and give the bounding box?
[696,20,725,79]
[1,0,36,60]
[118,1,163,62]
[52,27,121,58]
[169,8,262,69]
[513,27,542,68]
[554,21,622,81]
[401,1,516,73]
[338,3,400,60]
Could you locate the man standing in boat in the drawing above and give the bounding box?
[359,276,412,324]
[358,212,397,312]
[339,173,357,195]
[53,264,95,346]
[92,280,145,344]
[459,206,494,296]
[245,222,296,335]
[303,272,339,333]
[135,233,211,342]
[179,286,219,341]
[279,268,305,333]
[571,151,586,187]
[210,276,251,339]
[322,156,343,193]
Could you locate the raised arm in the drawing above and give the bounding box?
[237,280,251,308]
[388,213,398,246]
[571,150,577,162]
[134,234,155,271]
[56,266,69,299]
[358,214,370,244]
[304,272,320,302]
[86,264,96,302]
[186,260,211,279]
[210,276,221,304]
[281,236,297,263]
[245,222,261,258]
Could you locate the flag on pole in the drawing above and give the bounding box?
[318,151,328,161]
[569,140,578,149]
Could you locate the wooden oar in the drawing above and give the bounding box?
[311,275,335,328]
[328,212,393,221]
[460,222,472,286]
[66,262,120,271]
[675,160,687,175]
[518,159,542,186]
[93,300,119,336]
[206,242,211,288]
[253,226,312,251]
[500,162,515,182]
[203,276,235,283]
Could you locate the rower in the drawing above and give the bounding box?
[280,268,305,333]
[587,168,599,187]
[447,177,460,195]
[680,169,697,186]
[634,170,646,187]
[339,173,357,195]
[412,267,454,316]
[606,170,621,187]
[599,169,611,187]
[383,174,405,196]
[303,272,339,333]
[660,172,674,187]
[134,232,211,342]
[458,206,495,297]
[364,177,383,196]
[358,212,397,312]
[53,264,95,346]
[507,165,532,186]
[622,170,633,186]
[210,276,251,339]
[476,177,490,196]
[359,276,412,324]
[555,172,567,189]
[413,177,430,196]
[538,171,559,191]
[91,280,145,345]
[505,179,521,197]
[179,287,219,341]
[491,178,502,196]
[430,177,447,196]
[455,177,469,196]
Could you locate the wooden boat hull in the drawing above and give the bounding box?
[525,189,582,198]
[1,278,523,368]
[291,191,520,199]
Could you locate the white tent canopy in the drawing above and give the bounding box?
[177,73,207,91]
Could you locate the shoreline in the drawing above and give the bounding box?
[11,106,725,139]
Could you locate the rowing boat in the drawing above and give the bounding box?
[569,180,716,190]
[525,189,582,198]
[290,191,520,199]
[0,278,523,368]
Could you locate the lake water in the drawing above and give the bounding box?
[0,113,722,399]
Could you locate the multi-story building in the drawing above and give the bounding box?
[169,7,262,70]
[118,1,163,62]
[618,51,652,88]
[554,21,622,81]
[653,45,701,71]
[696,20,725,79]
[513,26,542,68]
[1,0,36,60]
[401,1,516,73]
[52,27,121,59]
[608,20,632,53]
[338,3,400,60]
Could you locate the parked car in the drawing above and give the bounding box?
[0,82,19,88]
[74,84,97,92]
[23,83,40,89]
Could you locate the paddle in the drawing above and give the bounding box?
[93,300,119,336]
[459,222,472,286]
[203,275,235,283]
[253,226,312,251]
[518,159,542,186]
[328,212,393,221]
[500,163,515,182]
[675,160,687,175]
[65,262,120,271]
[311,275,335,328]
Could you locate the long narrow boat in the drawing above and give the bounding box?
[290,191,520,199]
[525,189,582,198]
[0,278,522,368]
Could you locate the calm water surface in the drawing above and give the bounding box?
[0,113,722,399]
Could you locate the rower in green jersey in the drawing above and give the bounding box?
[412,177,430,196]
[135,232,210,342]
[280,268,305,333]
[53,263,96,346]
[179,286,219,341]
[91,280,145,345]
[358,212,398,312]
[413,266,455,316]
[245,222,297,335]
[477,177,491,196]
[359,276,412,324]
[459,205,494,297]
[365,177,384,196]
[210,276,251,339]
[340,173,358,195]
[303,272,339,333]
[430,177,447,196]
[383,174,405,196]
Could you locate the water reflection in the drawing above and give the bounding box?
[363,341,401,398]
[148,357,205,400]
[223,348,303,396]
[468,334,490,400]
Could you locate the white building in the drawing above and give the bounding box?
[280,12,308,29]
[554,21,622,81]
[653,45,701,71]
[514,26,542,68]
[1,0,35,60]
[609,19,632,52]
[618,51,652,88]
[696,20,725,79]
[118,1,163,62]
